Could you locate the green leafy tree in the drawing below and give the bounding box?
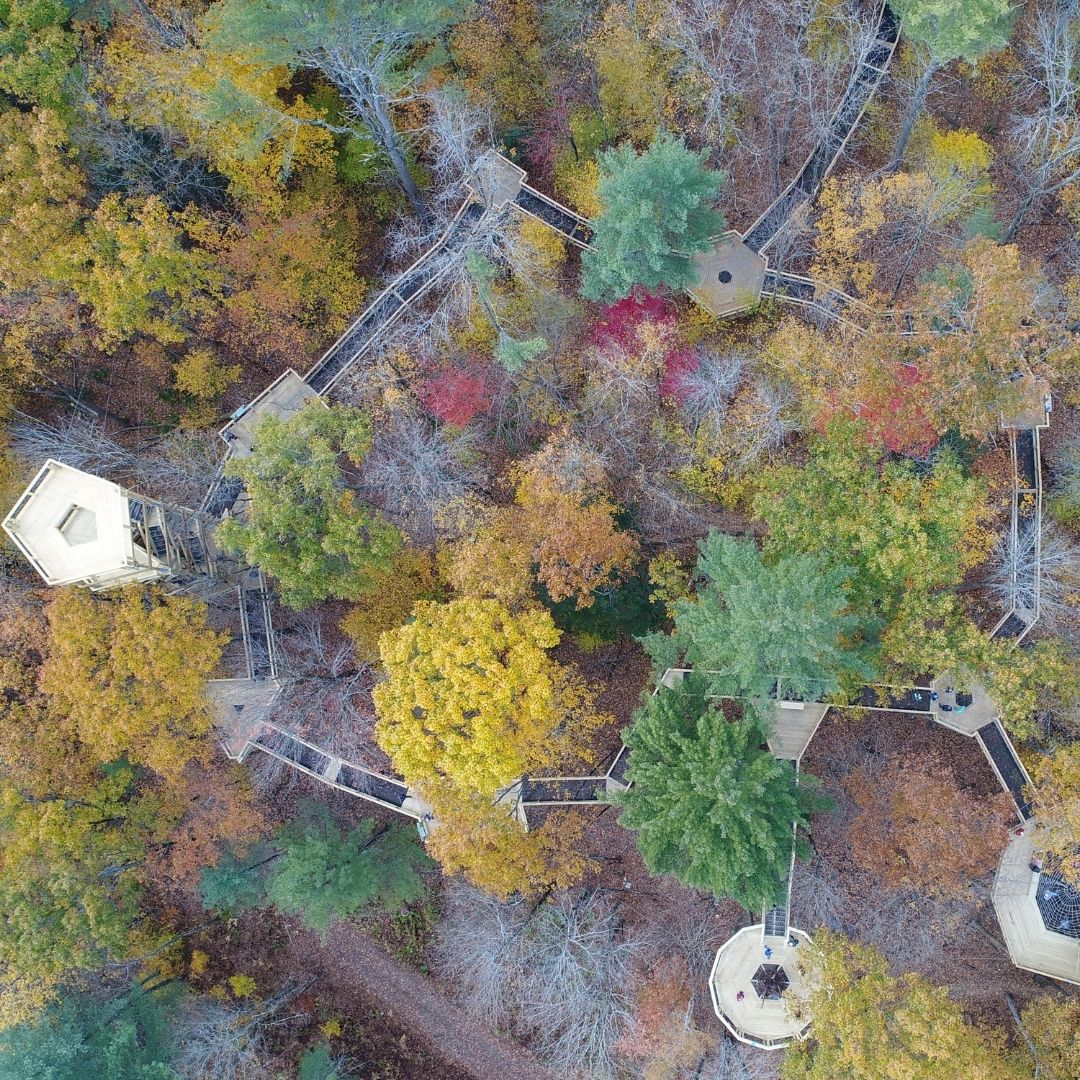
[581,132,726,302]
[264,803,431,935]
[201,0,464,214]
[610,677,828,910]
[0,770,168,1019]
[643,531,876,701]
[299,1043,354,1080]
[782,931,1028,1080]
[753,420,990,670]
[0,986,179,1080]
[56,194,223,350]
[890,0,1015,167]
[217,402,402,609]
[0,0,78,108]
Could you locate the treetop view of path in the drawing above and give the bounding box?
[2,0,1080,1076]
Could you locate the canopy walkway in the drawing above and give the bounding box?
[742,1,900,254]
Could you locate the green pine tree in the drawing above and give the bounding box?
[580,132,727,302]
[610,676,829,909]
[641,531,876,701]
[265,803,431,935]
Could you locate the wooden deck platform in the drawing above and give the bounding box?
[709,926,814,1049]
[765,701,831,763]
[928,677,997,736]
[687,232,768,318]
[220,369,321,459]
[992,823,1080,986]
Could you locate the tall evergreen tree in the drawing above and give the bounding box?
[581,132,726,302]
[264,803,431,935]
[642,531,876,701]
[610,677,828,910]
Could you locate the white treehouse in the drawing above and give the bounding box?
[3,459,216,592]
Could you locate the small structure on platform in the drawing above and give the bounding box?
[220,369,320,460]
[688,232,768,318]
[992,822,1080,985]
[1001,375,1052,431]
[709,926,814,1049]
[928,677,997,736]
[3,459,216,591]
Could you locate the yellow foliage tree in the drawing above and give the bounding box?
[1030,744,1080,885]
[783,931,1028,1080]
[423,780,595,899]
[374,598,600,797]
[40,586,226,785]
[340,547,442,665]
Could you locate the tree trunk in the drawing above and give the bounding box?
[368,93,428,218]
[1001,188,1041,245]
[888,60,939,172]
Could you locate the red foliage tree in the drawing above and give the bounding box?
[421,361,494,426]
[590,292,699,402]
[818,362,937,457]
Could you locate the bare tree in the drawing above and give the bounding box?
[669,0,875,211]
[698,1038,781,1080]
[359,415,486,544]
[676,348,747,436]
[435,886,644,1079]
[517,894,642,1078]
[1003,0,1080,241]
[983,519,1080,630]
[434,884,530,1030]
[172,980,312,1080]
[9,413,132,476]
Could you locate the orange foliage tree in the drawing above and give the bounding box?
[845,752,1013,897]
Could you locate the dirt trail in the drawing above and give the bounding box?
[300,923,557,1080]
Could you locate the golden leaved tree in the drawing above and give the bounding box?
[374,597,600,798]
[40,586,227,785]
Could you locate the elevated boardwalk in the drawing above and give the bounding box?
[741,1,900,254]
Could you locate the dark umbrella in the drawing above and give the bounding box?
[752,963,789,1000]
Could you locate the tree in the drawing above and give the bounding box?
[0,985,179,1080]
[435,886,642,1078]
[0,769,168,1021]
[0,0,78,108]
[911,240,1076,438]
[645,531,876,701]
[40,587,225,786]
[1003,0,1080,241]
[373,598,600,796]
[298,1043,355,1080]
[753,421,991,645]
[39,587,224,786]
[201,0,465,214]
[581,132,726,302]
[889,0,1015,168]
[0,107,84,293]
[422,780,595,899]
[198,841,278,915]
[1030,744,1080,885]
[781,931,1028,1080]
[217,402,401,609]
[1020,996,1080,1080]
[340,548,442,664]
[57,194,223,349]
[611,677,828,910]
[845,752,1013,897]
[265,804,430,935]
[513,463,640,610]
